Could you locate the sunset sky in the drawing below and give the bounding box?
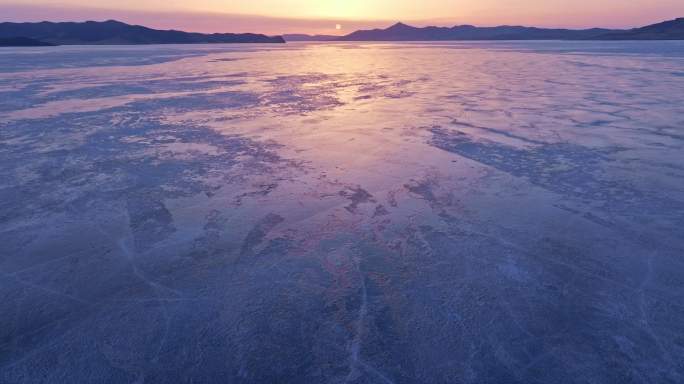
[2,0,684,35]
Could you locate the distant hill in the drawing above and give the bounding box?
[283,34,340,42]
[593,17,684,40]
[338,18,684,41]
[338,22,615,41]
[0,37,56,47]
[0,20,285,45]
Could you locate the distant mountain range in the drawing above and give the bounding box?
[0,20,285,45]
[1,18,682,46]
[302,17,684,42]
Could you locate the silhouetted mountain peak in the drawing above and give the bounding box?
[387,22,414,31]
[637,17,684,29]
[598,17,684,39]
[99,20,127,26]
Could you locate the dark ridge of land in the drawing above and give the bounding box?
[337,17,684,41]
[283,34,340,42]
[594,17,684,40]
[0,20,285,45]
[0,36,56,46]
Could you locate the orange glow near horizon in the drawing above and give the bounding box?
[3,0,684,34]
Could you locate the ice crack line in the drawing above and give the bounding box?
[345,257,394,384]
[637,252,677,375]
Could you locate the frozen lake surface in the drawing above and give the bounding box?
[1,41,684,383]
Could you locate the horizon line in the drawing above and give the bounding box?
[2,3,677,35]
[3,16,679,37]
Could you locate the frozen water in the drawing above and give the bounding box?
[1,41,684,383]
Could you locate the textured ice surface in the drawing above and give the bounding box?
[1,42,684,383]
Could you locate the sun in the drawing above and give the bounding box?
[335,24,342,31]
